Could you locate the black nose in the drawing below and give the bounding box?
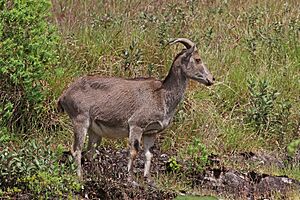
[213,77,215,81]
[206,79,213,86]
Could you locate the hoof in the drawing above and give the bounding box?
[127,176,140,187]
[131,180,140,187]
[145,177,156,188]
[82,151,95,162]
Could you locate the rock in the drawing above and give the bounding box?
[186,165,300,199]
[223,170,248,190]
[239,151,285,168]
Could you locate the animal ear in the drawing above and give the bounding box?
[184,45,196,61]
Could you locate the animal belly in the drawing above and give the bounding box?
[91,121,129,139]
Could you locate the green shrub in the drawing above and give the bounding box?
[246,79,293,142]
[246,79,279,132]
[166,156,182,173]
[20,171,81,199]
[120,39,143,77]
[0,0,59,133]
[0,139,80,198]
[186,138,209,173]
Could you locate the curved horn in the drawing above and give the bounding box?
[168,38,195,49]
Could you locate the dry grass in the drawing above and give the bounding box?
[49,0,300,198]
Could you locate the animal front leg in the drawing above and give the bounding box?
[143,134,156,186]
[127,126,142,185]
[72,116,89,178]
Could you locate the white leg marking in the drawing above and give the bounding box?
[72,116,89,178]
[127,126,142,178]
[143,135,155,178]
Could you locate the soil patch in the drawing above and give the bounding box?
[81,146,176,200]
[80,146,300,199]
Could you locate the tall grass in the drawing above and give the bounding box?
[51,0,300,154]
[1,0,298,198]
[36,1,300,197]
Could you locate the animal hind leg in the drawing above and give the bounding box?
[86,129,102,160]
[143,134,156,185]
[72,115,89,178]
[127,125,142,184]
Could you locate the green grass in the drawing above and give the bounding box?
[51,0,300,195]
[1,0,300,198]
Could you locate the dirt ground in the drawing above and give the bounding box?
[80,144,300,200]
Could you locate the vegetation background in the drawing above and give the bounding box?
[0,0,299,199]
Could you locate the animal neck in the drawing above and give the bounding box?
[162,64,188,116]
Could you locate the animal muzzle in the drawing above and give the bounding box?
[205,75,215,86]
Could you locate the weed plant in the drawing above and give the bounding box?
[0,138,80,198]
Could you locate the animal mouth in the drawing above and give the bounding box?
[193,76,214,86]
[205,80,214,86]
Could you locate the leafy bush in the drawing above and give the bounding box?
[0,139,80,198]
[186,138,209,173]
[120,39,143,77]
[246,79,293,142]
[166,156,182,173]
[0,0,59,133]
[246,79,279,132]
[20,171,81,199]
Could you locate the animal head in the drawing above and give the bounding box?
[169,38,215,86]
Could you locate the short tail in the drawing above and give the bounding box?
[57,97,64,113]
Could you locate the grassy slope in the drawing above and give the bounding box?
[49,0,300,197]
